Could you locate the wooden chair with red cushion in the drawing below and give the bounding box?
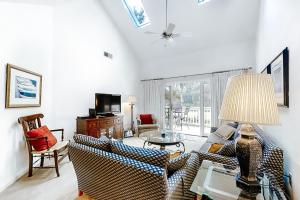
[18,113,69,177]
[136,114,159,136]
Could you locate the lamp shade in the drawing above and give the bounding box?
[219,74,279,125]
[128,95,137,104]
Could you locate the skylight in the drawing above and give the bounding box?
[123,0,151,28]
[198,0,211,5]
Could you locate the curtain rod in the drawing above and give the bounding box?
[140,67,252,82]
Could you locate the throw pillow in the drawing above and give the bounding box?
[73,134,111,152]
[167,152,190,173]
[111,141,170,168]
[214,124,236,140]
[208,143,224,153]
[170,151,181,159]
[27,126,57,151]
[227,122,239,129]
[207,132,228,144]
[139,114,153,125]
[216,140,236,157]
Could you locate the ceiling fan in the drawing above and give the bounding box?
[145,0,191,47]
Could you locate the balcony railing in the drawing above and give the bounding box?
[164,106,211,134]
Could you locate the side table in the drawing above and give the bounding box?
[190,160,286,200]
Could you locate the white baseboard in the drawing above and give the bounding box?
[0,167,28,193]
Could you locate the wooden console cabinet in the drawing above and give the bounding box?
[76,115,124,139]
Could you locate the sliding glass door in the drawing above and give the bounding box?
[164,79,211,137]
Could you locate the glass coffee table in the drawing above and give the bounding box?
[139,130,185,152]
[190,160,286,200]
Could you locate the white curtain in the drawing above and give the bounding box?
[143,80,163,125]
[211,70,246,127]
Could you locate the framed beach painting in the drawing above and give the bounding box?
[6,64,42,108]
[265,48,289,107]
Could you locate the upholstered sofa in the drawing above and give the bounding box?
[195,123,285,192]
[69,135,200,200]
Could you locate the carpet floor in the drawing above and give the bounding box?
[0,135,206,200]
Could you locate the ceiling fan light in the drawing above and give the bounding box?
[168,37,174,42]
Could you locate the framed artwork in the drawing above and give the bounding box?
[6,64,42,108]
[263,48,289,107]
[261,65,271,74]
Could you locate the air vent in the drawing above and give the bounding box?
[104,51,113,59]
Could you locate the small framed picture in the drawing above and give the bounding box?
[5,64,42,108]
[124,130,134,138]
[261,66,271,74]
[268,48,289,107]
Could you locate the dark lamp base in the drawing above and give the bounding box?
[236,173,261,194]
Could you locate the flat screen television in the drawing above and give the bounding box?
[95,93,121,114]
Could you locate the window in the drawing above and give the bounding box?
[123,0,151,28]
[197,0,211,5]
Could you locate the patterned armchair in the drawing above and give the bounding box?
[136,114,159,136]
[69,135,200,200]
[194,125,285,192]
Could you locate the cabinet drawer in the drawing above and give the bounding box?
[88,128,99,138]
[99,119,114,128]
[87,121,98,129]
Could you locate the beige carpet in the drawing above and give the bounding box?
[0,135,206,200]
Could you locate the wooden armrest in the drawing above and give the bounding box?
[50,128,64,132]
[50,128,64,141]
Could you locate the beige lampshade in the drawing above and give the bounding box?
[128,95,137,104]
[219,73,279,125]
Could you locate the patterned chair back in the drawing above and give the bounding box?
[254,125,284,190]
[18,113,44,133]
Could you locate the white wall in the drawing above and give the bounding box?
[0,0,140,193]
[256,0,300,198]
[52,0,140,138]
[141,40,256,80]
[0,2,53,192]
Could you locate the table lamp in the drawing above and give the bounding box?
[128,95,137,133]
[219,73,279,191]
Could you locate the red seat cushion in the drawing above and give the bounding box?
[26,126,57,151]
[140,114,153,125]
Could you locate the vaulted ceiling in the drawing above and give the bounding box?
[101,0,261,63]
[1,0,261,63]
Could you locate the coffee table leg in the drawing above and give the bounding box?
[176,142,185,152]
[181,142,185,152]
[143,141,147,148]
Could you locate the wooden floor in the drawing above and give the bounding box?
[0,136,206,200]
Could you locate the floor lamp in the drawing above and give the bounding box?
[128,95,137,133]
